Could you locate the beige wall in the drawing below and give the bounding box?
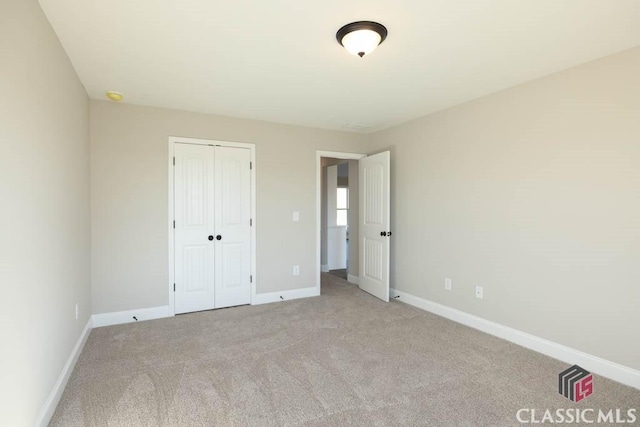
[0,1,91,425]
[368,47,640,370]
[90,101,365,314]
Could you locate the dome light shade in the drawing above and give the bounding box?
[336,21,387,57]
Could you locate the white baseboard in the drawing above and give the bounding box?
[390,288,640,390]
[36,318,92,427]
[92,305,170,328]
[253,286,320,305]
[321,265,329,273]
[347,274,359,285]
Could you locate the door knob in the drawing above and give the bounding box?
[388,231,392,236]
[208,235,214,241]
[380,231,387,236]
[216,235,222,240]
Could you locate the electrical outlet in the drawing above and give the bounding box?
[445,278,452,291]
[475,286,483,299]
[75,303,79,320]
[293,265,300,276]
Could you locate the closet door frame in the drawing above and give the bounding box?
[168,136,256,317]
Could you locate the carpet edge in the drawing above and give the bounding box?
[390,287,640,391]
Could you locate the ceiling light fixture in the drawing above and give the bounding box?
[336,21,387,58]
[106,91,123,102]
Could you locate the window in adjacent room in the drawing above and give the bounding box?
[337,187,348,226]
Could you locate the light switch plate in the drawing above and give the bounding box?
[293,211,300,222]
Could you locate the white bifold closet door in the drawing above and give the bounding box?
[174,143,251,314]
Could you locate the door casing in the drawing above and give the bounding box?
[168,136,256,316]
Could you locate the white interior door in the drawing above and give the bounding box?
[213,147,252,308]
[174,143,252,313]
[359,151,390,302]
[174,143,216,314]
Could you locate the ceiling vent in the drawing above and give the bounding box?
[342,123,372,131]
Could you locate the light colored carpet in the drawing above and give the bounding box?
[328,269,347,280]
[50,274,639,426]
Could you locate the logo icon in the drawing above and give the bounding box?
[559,365,593,402]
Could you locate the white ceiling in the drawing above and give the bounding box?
[39,0,640,132]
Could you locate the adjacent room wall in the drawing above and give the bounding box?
[368,47,640,370]
[320,157,344,270]
[0,1,91,425]
[326,164,339,257]
[90,101,365,314]
[325,165,347,270]
[347,160,359,280]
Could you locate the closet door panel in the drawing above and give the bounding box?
[174,143,216,314]
[214,146,252,308]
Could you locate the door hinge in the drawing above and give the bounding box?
[250,275,253,283]
[250,161,252,170]
[250,218,253,226]
[173,220,175,229]
[173,283,176,292]
[173,156,175,166]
